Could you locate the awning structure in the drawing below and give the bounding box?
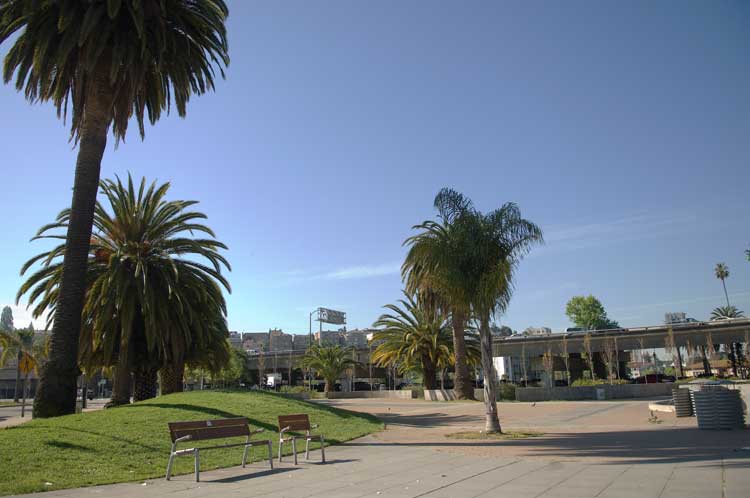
[492,319,750,357]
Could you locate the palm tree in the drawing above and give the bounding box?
[1,0,230,418]
[460,201,542,432]
[18,175,231,405]
[372,292,479,390]
[711,306,744,320]
[714,263,731,307]
[710,305,746,377]
[0,328,31,402]
[402,189,479,400]
[299,345,358,393]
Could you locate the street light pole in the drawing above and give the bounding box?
[366,333,374,391]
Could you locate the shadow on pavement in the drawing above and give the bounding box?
[346,427,750,466]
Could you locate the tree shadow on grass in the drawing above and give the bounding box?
[126,403,278,432]
[45,440,98,452]
[53,426,162,451]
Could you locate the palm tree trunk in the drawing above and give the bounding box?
[451,310,474,400]
[701,345,712,376]
[133,367,158,402]
[160,362,185,395]
[722,279,731,307]
[422,356,437,390]
[33,78,113,418]
[479,315,501,433]
[14,351,21,403]
[324,379,333,393]
[108,363,132,407]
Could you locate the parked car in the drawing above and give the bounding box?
[634,374,675,384]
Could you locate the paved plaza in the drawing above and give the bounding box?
[8,398,750,498]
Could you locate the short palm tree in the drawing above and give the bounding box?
[714,263,731,307]
[1,0,230,418]
[18,175,231,404]
[402,189,479,400]
[372,293,455,390]
[299,345,358,393]
[0,327,33,402]
[711,306,744,321]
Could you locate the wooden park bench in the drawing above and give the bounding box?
[277,414,326,465]
[166,417,273,482]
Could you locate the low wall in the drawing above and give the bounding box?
[325,390,416,399]
[278,392,311,400]
[424,389,458,401]
[515,383,674,402]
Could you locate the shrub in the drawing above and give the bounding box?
[498,383,516,400]
[279,385,310,394]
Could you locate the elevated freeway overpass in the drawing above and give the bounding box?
[492,318,750,357]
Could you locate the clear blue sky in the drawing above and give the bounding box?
[1,1,748,335]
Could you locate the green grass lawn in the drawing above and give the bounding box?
[0,401,19,408]
[0,390,383,495]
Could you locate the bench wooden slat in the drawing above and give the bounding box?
[168,418,250,442]
[166,417,274,482]
[278,414,311,431]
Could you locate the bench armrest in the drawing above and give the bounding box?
[280,426,291,436]
[175,435,192,443]
[311,424,319,430]
[252,428,265,435]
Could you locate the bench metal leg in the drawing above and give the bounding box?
[305,437,310,460]
[166,451,176,480]
[292,437,298,465]
[267,440,274,469]
[242,436,250,468]
[320,435,326,463]
[194,448,200,482]
[278,439,283,462]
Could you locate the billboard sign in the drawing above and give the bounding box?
[318,308,346,325]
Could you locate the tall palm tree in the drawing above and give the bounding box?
[18,175,231,405]
[372,292,480,390]
[1,0,230,417]
[403,189,478,399]
[457,201,543,432]
[299,345,358,393]
[714,263,731,307]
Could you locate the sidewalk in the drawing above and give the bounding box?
[5,399,750,498]
[8,434,749,498]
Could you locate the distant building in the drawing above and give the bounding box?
[228,331,243,349]
[292,334,312,350]
[316,330,343,346]
[664,312,697,324]
[521,327,552,336]
[343,329,370,348]
[242,332,269,352]
[269,328,293,351]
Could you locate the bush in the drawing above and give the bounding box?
[571,378,629,387]
[279,385,310,394]
[498,383,516,400]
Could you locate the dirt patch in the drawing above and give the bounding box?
[445,430,544,440]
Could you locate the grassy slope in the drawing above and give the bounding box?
[0,390,382,495]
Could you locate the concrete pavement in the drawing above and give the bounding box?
[0,399,108,428]
[6,398,750,498]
